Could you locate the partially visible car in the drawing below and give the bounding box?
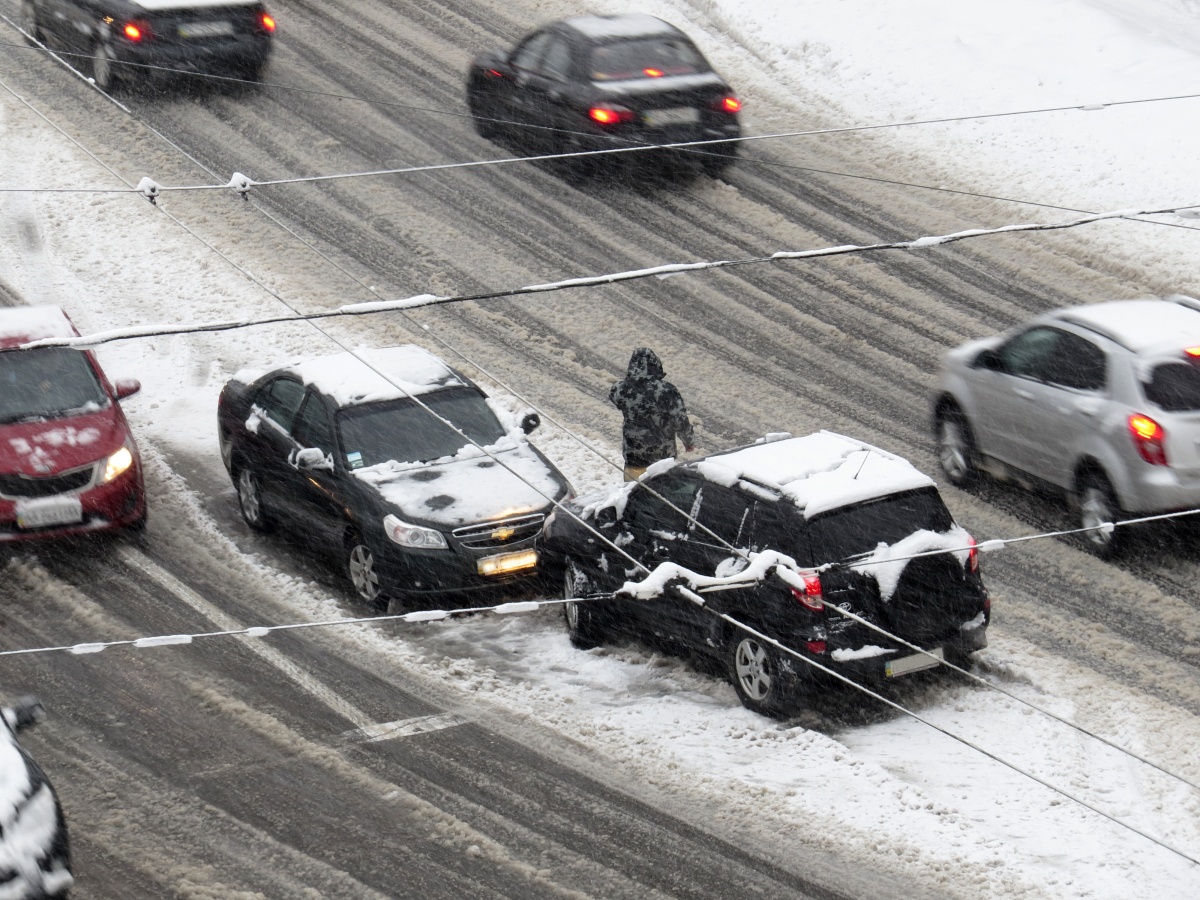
[466,13,742,179]
[934,296,1200,556]
[539,432,989,717]
[1,696,73,899]
[218,345,573,610]
[0,306,145,542]
[20,0,276,90]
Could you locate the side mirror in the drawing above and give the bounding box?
[4,696,46,733]
[520,411,541,434]
[293,447,333,471]
[114,379,141,400]
[973,348,1005,372]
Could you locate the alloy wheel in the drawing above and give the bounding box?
[347,542,380,604]
[733,637,772,701]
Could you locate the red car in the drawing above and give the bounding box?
[0,307,145,541]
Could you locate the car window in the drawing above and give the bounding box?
[693,485,753,547]
[337,387,506,468]
[1040,332,1106,391]
[998,326,1062,379]
[0,348,107,424]
[1144,362,1200,411]
[625,472,701,535]
[541,36,574,80]
[589,37,707,81]
[803,488,954,566]
[293,392,335,454]
[512,31,552,72]
[256,378,306,432]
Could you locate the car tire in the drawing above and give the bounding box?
[235,465,272,532]
[346,533,386,608]
[935,403,977,488]
[1077,470,1122,558]
[19,2,41,45]
[91,39,118,91]
[726,629,794,717]
[467,89,500,140]
[562,560,606,650]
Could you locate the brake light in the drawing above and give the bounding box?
[588,105,635,126]
[1128,413,1168,466]
[643,67,663,77]
[715,95,741,113]
[122,21,146,41]
[487,68,504,78]
[1186,347,1200,358]
[260,13,276,33]
[967,535,979,574]
[789,574,825,612]
[805,640,827,654]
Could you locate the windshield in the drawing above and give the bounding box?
[1143,361,1200,412]
[803,488,954,565]
[0,348,107,425]
[337,388,508,468]
[589,37,707,81]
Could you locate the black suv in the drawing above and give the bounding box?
[539,432,990,716]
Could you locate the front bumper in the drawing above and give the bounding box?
[0,465,145,542]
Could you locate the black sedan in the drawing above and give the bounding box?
[217,346,572,611]
[1,697,72,899]
[466,14,742,178]
[20,0,275,90]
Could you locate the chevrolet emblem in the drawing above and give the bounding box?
[491,526,516,541]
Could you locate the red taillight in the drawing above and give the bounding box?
[487,68,504,78]
[260,13,276,33]
[790,574,824,612]
[588,105,634,126]
[1186,346,1200,358]
[805,640,827,654]
[123,22,145,41]
[967,535,979,574]
[1128,413,1168,466]
[715,95,741,114]
[643,67,663,77]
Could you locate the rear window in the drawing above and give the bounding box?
[0,348,107,424]
[337,387,506,468]
[1143,362,1200,412]
[588,37,707,81]
[802,488,954,566]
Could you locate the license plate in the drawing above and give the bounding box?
[885,647,944,678]
[16,496,83,529]
[476,550,538,577]
[643,107,700,127]
[178,20,234,38]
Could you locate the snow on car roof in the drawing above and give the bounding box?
[1054,299,1200,356]
[699,431,936,520]
[285,346,466,407]
[0,306,78,349]
[132,1,259,10]
[563,14,681,41]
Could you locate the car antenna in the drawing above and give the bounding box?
[852,450,871,480]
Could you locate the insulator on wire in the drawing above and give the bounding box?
[227,172,253,200]
[136,177,161,205]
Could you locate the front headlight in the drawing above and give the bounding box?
[383,514,447,549]
[99,445,135,484]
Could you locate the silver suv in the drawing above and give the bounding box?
[933,297,1200,555]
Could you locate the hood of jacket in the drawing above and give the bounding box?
[626,347,664,381]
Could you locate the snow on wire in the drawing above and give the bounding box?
[20,203,1200,352]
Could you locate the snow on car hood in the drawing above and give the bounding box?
[0,407,124,477]
[0,731,73,898]
[353,436,562,527]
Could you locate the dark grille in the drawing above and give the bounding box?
[453,514,545,550]
[0,466,94,499]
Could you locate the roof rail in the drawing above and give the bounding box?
[1169,294,1200,313]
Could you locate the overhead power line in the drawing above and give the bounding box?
[23,201,1200,352]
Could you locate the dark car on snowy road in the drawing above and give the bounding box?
[1,696,72,899]
[466,13,742,179]
[539,432,990,717]
[20,0,276,90]
[218,346,572,611]
[0,306,145,542]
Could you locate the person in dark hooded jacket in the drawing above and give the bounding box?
[609,348,696,481]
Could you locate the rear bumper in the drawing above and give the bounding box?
[112,36,271,75]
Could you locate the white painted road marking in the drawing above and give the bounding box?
[352,713,466,743]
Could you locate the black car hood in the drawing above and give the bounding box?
[352,440,565,528]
